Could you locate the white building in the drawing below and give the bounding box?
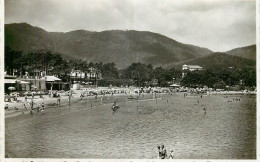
[70,70,86,79]
[182,64,203,78]
[70,68,102,80]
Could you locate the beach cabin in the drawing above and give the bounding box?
[43,76,63,90]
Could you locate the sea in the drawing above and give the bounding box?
[5,93,256,159]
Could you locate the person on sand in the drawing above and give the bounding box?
[68,95,71,106]
[23,103,27,110]
[57,96,61,106]
[36,104,41,112]
[169,149,174,159]
[31,98,34,110]
[5,104,9,110]
[25,95,27,102]
[41,102,45,111]
[80,93,83,100]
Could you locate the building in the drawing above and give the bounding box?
[86,67,102,80]
[182,64,203,78]
[70,69,86,79]
[70,68,102,85]
[42,75,69,90]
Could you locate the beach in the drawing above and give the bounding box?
[5,89,255,119]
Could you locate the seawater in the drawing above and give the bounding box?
[5,94,256,159]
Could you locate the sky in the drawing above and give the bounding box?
[5,0,256,52]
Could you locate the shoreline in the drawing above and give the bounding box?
[4,90,138,119]
[4,90,255,119]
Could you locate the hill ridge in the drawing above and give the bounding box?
[8,22,256,69]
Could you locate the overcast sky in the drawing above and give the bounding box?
[5,0,256,52]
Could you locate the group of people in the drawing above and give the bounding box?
[157,145,174,159]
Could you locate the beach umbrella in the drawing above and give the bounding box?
[170,84,180,87]
[8,87,16,91]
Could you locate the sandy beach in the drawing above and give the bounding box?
[5,89,255,119]
[4,89,137,118]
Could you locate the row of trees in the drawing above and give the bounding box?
[181,67,256,89]
[5,46,119,82]
[5,47,256,88]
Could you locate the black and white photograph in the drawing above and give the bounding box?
[2,0,258,160]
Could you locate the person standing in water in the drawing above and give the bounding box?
[57,95,61,106]
[157,145,162,159]
[80,93,83,100]
[41,102,45,111]
[68,95,71,106]
[169,149,174,159]
[31,96,34,110]
[161,145,167,159]
[203,107,206,114]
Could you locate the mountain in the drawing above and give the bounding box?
[225,44,256,60]
[5,23,213,68]
[173,52,256,70]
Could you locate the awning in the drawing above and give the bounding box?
[4,79,16,84]
[42,76,61,82]
[4,79,30,84]
[20,81,30,84]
